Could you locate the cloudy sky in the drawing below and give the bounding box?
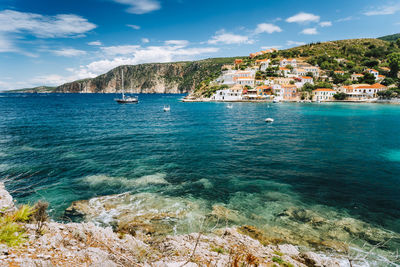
[0,0,399,90]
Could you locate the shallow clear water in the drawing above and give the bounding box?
[1,93,400,258]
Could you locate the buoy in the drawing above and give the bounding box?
[265,118,274,123]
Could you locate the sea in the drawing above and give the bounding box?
[0,93,399,265]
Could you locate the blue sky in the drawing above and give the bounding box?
[0,0,399,90]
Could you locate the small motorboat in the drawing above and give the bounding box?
[273,99,279,103]
[227,104,233,109]
[265,118,274,123]
[163,105,170,112]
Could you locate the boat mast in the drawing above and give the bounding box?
[121,69,125,99]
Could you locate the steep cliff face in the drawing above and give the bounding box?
[55,58,234,94]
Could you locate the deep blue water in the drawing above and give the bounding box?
[1,93,400,254]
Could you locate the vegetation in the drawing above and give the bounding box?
[377,88,400,99]
[334,92,347,100]
[0,205,34,246]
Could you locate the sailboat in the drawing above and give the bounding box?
[115,69,138,104]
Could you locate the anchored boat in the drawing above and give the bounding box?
[115,70,138,104]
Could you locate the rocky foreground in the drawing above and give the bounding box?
[0,183,374,266]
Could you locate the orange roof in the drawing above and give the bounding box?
[280,67,289,70]
[256,85,272,89]
[237,77,253,80]
[301,76,312,79]
[282,85,297,88]
[313,88,335,92]
[355,83,387,89]
[378,75,385,78]
[380,67,390,71]
[367,69,378,73]
[256,59,270,63]
[334,71,344,73]
[352,74,364,76]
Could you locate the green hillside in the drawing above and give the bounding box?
[378,33,400,42]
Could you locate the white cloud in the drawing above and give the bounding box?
[164,40,189,46]
[364,4,400,16]
[208,30,253,45]
[254,23,282,34]
[336,16,354,22]
[301,28,318,35]
[0,33,15,52]
[286,12,320,24]
[0,10,96,38]
[141,38,150,43]
[261,45,282,49]
[127,24,141,30]
[52,48,87,57]
[113,0,161,14]
[287,40,306,46]
[88,41,102,46]
[101,45,141,56]
[319,21,332,27]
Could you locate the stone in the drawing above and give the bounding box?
[0,182,15,212]
[277,244,300,257]
[300,252,324,267]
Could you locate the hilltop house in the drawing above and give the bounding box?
[280,58,297,68]
[366,69,379,80]
[312,88,336,101]
[334,71,345,76]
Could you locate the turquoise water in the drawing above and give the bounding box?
[1,93,400,259]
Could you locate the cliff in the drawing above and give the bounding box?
[53,58,236,94]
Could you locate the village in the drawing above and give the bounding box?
[198,49,390,102]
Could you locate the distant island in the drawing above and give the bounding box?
[7,34,400,103]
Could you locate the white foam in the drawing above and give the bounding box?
[82,173,169,188]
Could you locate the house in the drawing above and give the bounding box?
[351,73,364,81]
[294,68,307,76]
[366,69,379,80]
[380,67,390,72]
[256,59,271,71]
[334,71,345,76]
[272,84,283,100]
[300,76,314,86]
[279,67,291,76]
[242,87,259,100]
[304,66,320,77]
[256,85,273,98]
[236,77,255,86]
[273,77,296,86]
[212,84,243,101]
[234,59,243,66]
[280,58,297,68]
[377,75,386,82]
[352,83,387,98]
[282,85,298,101]
[312,88,336,101]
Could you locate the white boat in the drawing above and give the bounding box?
[163,105,170,112]
[115,70,138,104]
[227,104,233,109]
[273,99,280,103]
[265,118,274,123]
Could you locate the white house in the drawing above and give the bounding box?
[280,58,297,68]
[300,76,314,86]
[312,88,336,101]
[236,77,255,86]
[366,69,379,80]
[256,59,271,71]
[212,84,243,101]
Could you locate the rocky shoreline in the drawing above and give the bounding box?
[0,183,396,266]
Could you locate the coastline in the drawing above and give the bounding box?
[0,182,349,267]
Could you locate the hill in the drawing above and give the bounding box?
[13,58,239,94]
[378,33,400,42]
[12,37,400,94]
[7,86,56,93]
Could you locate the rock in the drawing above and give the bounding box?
[278,244,300,257]
[0,182,15,212]
[300,252,324,267]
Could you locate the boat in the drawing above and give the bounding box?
[227,104,233,109]
[163,105,170,112]
[115,70,138,104]
[273,99,280,103]
[265,118,274,123]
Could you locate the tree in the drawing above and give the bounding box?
[359,72,376,84]
[334,92,347,100]
[301,83,314,92]
[381,77,396,86]
[388,52,400,78]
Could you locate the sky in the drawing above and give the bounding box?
[0,0,399,90]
